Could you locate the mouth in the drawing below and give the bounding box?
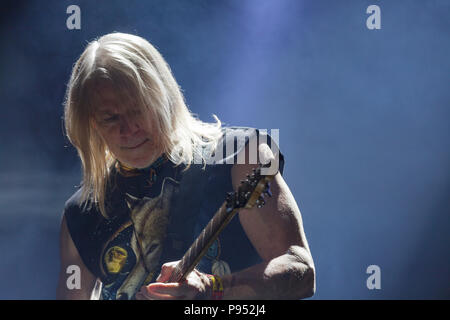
[121,139,149,150]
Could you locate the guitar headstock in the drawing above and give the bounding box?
[226,165,276,210]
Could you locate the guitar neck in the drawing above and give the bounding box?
[168,200,238,283]
[166,165,275,283]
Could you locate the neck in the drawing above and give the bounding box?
[120,154,166,170]
[116,154,166,176]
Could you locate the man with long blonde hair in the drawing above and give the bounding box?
[57,32,315,300]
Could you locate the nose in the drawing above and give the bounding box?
[119,115,139,136]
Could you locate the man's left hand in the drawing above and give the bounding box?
[135,261,211,300]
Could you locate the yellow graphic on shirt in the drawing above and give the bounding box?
[104,246,128,274]
[115,177,179,300]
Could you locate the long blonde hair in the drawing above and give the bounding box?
[64,32,222,218]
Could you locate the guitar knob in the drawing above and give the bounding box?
[264,184,272,197]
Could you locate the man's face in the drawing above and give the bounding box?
[91,83,163,169]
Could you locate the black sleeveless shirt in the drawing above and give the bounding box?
[63,127,284,300]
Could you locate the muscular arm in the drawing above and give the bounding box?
[222,144,315,299]
[56,214,99,299]
[138,142,315,300]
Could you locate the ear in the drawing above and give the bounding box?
[125,193,140,210]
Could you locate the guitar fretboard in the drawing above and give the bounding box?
[168,201,237,283]
[165,166,274,284]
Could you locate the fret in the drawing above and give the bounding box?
[168,202,236,283]
[165,165,275,285]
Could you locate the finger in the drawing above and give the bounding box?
[145,282,187,299]
[136,286,169,300]
[156,262,178,283]
[136,287,154,300]
[156,271,171,283]
[141,286,180,300]
[135,292,151,300]
[144,290,180,300]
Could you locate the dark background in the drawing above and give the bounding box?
[0,0,449,299]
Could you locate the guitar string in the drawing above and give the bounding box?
[133,166,268,285]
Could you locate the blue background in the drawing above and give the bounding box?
[0,0,449,299]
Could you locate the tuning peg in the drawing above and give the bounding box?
[264,183,272,197]
[240,179,249,185]
[255,196,266,208]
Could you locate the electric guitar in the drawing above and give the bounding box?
[166,164,275,283]
[115,164,276,300]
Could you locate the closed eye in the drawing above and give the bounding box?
[103,115,119,123]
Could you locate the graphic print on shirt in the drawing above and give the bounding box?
[100,176,180,300]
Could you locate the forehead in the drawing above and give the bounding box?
[89,81,139,114]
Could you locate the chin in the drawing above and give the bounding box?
[120,153,159,169]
